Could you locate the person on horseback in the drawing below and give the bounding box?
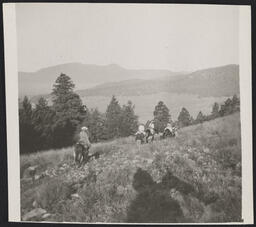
[163,122,177,138]
[145,121,155,143]
[149,121,155,134]
[79,126,91,150]
[165,123,173,133]
[75,126,91,166]
[135,124,146,144]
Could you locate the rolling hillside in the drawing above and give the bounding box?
[19,64,238,98]
[77,64,239,97]
[20,113,241,223]
[19,63,182,96]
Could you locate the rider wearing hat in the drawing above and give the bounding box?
[79,126,91,150]
[164,122,173,133]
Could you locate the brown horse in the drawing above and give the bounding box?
[74,143,90,167]
[74,143,101,167]
[145,128,156,143]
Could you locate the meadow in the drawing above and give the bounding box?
[20,112,242,223]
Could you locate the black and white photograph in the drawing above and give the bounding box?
[2,2,253,224]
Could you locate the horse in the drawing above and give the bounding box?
[74,142,90,167]
[135,132,146,145]
[145,128,156,143]
[74,142,101,167]
[161,127,177,139]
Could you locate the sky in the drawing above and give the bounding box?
[16,3,239,72]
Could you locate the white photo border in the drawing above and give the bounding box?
[3,3,253,224]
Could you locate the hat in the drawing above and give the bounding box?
[81,126,88,131]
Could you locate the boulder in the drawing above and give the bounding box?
[42,213,51,219]
[32,200,38,208]
[22,165,38,179]
[116,185,125,195]
[71,193,81,199]
[22,208,47,221]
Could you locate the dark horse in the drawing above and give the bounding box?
[135,132,146,144]
[74,143,100,167]
[145,128,156,143]
[161,127,177,139]
[74,143,90,167]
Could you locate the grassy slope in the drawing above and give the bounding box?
[20,113,241,223]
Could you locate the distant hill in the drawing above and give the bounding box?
[19,63,182,97]
[77,64,239,97]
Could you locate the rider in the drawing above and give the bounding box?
[148,121,155,134]
[79,126,91,152]
[164,122,173,134]
[135,125,146,142]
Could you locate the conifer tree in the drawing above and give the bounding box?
[81,108,106,143]
[120,101,138,137]
[19,96,36,153]
[104,96,122,139]
[32,97,55,150]
[211,102,220,119]
[178,107,192,127]
[153,101,170,132]
[51,73,86,148]
[195,111,205,124]
[231,94,240,111]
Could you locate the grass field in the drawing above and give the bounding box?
[20,112,241,223]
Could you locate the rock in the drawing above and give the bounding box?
[236,162,241,170]
[32,200,38,208]
[22,165,38,179]
[71,193,80,199]
[34,175,41,181]
[22,208,47,221]
[116,185,125,195]
[42,213,51,219]
[203,147,210,153]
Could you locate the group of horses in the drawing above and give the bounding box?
[135,125,178,144]
[74,123,178,167]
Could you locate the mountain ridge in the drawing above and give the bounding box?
[76,64,239,97]
[19,63,183,96]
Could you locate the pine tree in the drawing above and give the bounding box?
[32,97,55,150]
[120,101,139,137]
[178,107,192,127]
[104,96,122,139]
[195,111,205,124]
[219,98,233,116]
[225,98,233,114]
[211,102,220,119]
[153,101,170,132]
[19,96,36,153]
[80,108,106,143]
[51,73,86,148]
[231,94,240,112]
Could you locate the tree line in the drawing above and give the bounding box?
[152,94,240,132]
[19,73,139,154]
[19,73,240,154]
